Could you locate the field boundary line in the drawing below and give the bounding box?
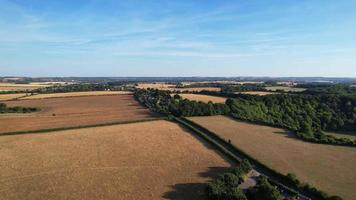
[0,117,163,136]
[173,117,317,200]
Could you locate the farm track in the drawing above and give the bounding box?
[174,117,312,200]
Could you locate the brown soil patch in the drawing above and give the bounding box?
[0,95,154,134]
[0,120,230,200]
[189,116,356,200]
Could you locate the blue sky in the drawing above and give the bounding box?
[0,0,355,77]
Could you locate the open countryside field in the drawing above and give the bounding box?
[0,120,230,200]
[265,86,306,92]
[177,94,227,103]
[0,95,155,134]
[0,83,51,91]
[188,115,356,200]
[137,83,221,92]
[237,91,277,96]
[0,93,29,101]
[20,91,132,100]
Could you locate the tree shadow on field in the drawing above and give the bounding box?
[273,130,302,141]
[162,167,232,200]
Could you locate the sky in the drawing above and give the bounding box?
[0,0,356,77]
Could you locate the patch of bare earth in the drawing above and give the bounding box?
[188,115,356,200]
[0,95,155,134]
[0,120,231,200]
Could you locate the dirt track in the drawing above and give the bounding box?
[189,115,356,200]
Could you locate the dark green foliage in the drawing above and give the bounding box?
[221,84,267,93]
[299,83,356,95]
[134,89,230,117]
[231,159,252,178]
[246,176,282,200]
[0,103,39,113]
[227,94,356,146]
[206,161,254,200]
[206,161,255,200]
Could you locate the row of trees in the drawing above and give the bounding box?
[134,89,230,117]
[0,103,39,113]
[298,83,356,96]
[225,94,356,146]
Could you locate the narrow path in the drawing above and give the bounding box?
[174,117,312,200]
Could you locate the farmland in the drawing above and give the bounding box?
[265,86,306,92]
[0,93,29,101]
[177,94,227,103]
[20,91,132,100]
[188,115,356,200]
[136,83,221,92]
[0,120,230,200]
[237,91,277,96]
[0,94,154,134]
[0,82,57,91]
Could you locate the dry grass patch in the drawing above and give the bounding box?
[188,115,356,200]
[21,91,132,100]
[177,94,227,103]
[0,93,29,101]
[0,95,154,134]
[0,120,230,200]
[0,83,49,91]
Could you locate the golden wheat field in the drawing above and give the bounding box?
[20,91,132,99]
[0,95,154,134]
[0,93,29,101]
[177,94,227,103]
[0,120,231,200]
[188,115,356,200]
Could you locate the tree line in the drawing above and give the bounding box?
[134,89,230,117]
[0,103,39,113]
[226,94,356,146]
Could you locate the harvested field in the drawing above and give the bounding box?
[0,120,231,200]
[0,93,29,101]
[237,91,277,96]
[136,83,176,89]
[136,83,221,92]
[177,94,227,103]
[173,87,221,92]
[265,86,306,92]
[0,95,154,134]
[0,83,49,91]
[20,91,132,100]
[188,115,356,200]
